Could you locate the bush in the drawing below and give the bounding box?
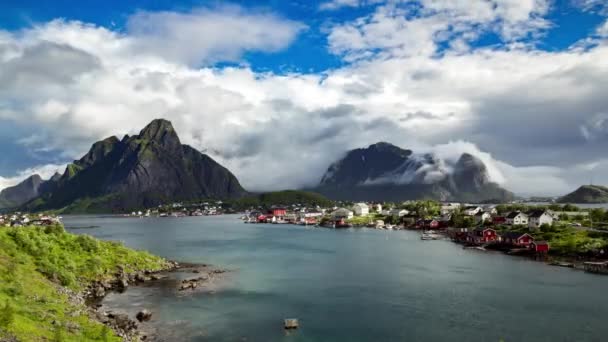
[0,301,15,330]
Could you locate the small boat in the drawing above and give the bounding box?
[421,231,440,240]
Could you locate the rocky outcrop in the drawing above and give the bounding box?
[23,119,247,212]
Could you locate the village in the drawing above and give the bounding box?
[240,201,608,274]
[0,212,62,227]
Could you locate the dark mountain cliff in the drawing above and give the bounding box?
[23,119,246,212]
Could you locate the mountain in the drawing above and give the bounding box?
[315,142,513,202]
[24,119,246,212]
[0,175,47,209]
[557,185,608,203]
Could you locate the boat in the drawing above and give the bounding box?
[421,231,440,240]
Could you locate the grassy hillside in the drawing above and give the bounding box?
[0,225,169,341]
[558,185,608,203]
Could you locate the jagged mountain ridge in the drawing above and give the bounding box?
[315,142,513,202]
[23,119,247,212]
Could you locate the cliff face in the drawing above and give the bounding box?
[558,185,608,203]
[315,142,513,203]
[24,119,246,212]
[0,175,45,209]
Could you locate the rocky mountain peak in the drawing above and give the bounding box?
[138,119,181,150]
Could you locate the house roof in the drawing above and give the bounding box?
[501,231,531,240]
[464,206,480,210]
[533,240,549,246]
[527,209,547,218]
[506,211,526,219]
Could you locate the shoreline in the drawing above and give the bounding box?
[82,261,229,341]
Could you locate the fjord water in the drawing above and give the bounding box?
[65,215,608,342]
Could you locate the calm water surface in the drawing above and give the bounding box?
[64,215,608,342]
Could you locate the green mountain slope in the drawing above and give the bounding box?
[558,185,608,203]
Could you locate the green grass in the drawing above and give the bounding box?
[0,225,169,341]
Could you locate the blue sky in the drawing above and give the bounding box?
[1,0,608,195]
[1,0,605,70]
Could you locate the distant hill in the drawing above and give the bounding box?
[557,185,608,203]
[229,190,333,209]
[314,142,514,203]
[22,119,247,213]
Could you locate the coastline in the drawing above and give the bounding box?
[85,262,230,341]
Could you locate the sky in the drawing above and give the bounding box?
[0,0,608,196]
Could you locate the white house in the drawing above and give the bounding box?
[506,211,528,225]
[482,205,498,215]
[463,206,482,216]
[527,210,553,229]
[389,209,409,217]
[331,208,354,220]
[474,212,492,224]
[374,203,383,213]
[352,203,370,216]
[441,203,461,215]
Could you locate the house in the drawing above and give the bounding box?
[474,212,491,224]
[447,227,470,242]
[482,205,498,215]
[389,209,409,217]
[500,232,534,247]
[492,216,507,225]
[417,219,439,229]
[531,241,550,253]
[374,203,382,213]
[401,214,418,226]
[463,206,482,216]
[441,203,461,215]
[527,210,553,229]
[268,207,287,218]
[467,227,498,244]
[331,208,354,221]
[506,211,528,225]
[352,203,370,216]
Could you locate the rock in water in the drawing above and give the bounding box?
[284,318,299,329]
[136,309,152,322]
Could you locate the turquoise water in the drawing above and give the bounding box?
[64,215,608,342]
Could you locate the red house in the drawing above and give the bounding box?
[531,241,550,253]
[416,219,439,229]
[468,227,497,244]
[268,207,287,217]
[501,232,534,247]
[492,216,507,225]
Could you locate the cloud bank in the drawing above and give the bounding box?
[1,2,608,197]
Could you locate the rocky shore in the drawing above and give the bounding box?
[67,261,229,341]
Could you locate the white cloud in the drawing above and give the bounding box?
[126,6,306,66]
[597,20,608,37]
[327,0,551,61]
[1,3,608,197]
